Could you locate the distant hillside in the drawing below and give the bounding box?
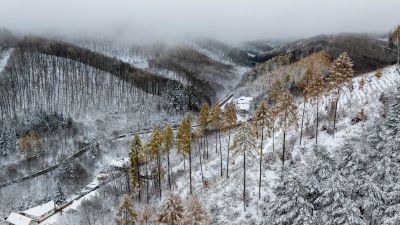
[194,39,259,66]
[257,34,396,74]
[148,46,236,97]
[15,37,210,109]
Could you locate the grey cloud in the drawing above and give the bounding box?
[0,0,399,43]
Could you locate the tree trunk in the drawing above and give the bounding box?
[243,147,246,211]
[158,155,162,198]
[219,131,223,177]
[136,157,141,202]
[300,97,306,146]
[315,96,319,145]
[198,140,204,183]
[189,149,192,194]
[145,151,149,204]
[259,126,264,200]
[215,131,218,153]
[226,129,231,178]
[167,152,171,191]
[333,89,340,138]
[282,131,286,166]
[126,171,131,195]
[397,38,399,74]
[206,135,209,160]
[272,122,275,152]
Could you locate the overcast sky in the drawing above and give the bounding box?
[0,0,399,44]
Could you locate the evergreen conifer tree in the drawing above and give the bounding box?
[232,123,256,210]
[183,194,210,225]
[253,100,272,199]
[199,102,210,159]
[130,134,144,201]
[148,128,164,198]
[223,102,237,178]
[164,125,174,191]
[177,114,193,194]
[264,170,314,225]
[275,75,298,166]
[210,103,223,177]
[116,194,137,225]
[158,192,185,225]
[329,52,354,137]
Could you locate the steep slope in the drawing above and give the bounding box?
[44,66,400,225]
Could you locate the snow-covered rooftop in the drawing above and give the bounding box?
[6,212,34,225]
[236,96,252,104]
[109,158,130,168]
[234,96,252,111]
[23,201,55,218]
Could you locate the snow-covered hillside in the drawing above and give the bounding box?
[35,65,400,225]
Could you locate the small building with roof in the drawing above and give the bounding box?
[21,201,55,222]
[5,212,37,225]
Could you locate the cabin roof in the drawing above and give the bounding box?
[6,212,34,225]
[23,200,54,218]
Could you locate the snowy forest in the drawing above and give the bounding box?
[1,1,400,224]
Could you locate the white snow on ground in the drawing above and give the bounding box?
[39,65,400,225]
[166,65,400,224]
[0,48,12,72]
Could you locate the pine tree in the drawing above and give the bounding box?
[314,171,365,225]
[115,194,137,225]
[158,192,185,225]
[194,129,205,185]
[177,114,193,194]
[210,103,223,177]
[163,125,174,191]
[275,75,298,166]
[232,123,256,210]
[304,51,330,144]
[143,144,151,204]
[198,102,210,159]
[253,100,272,199]
[54,184,66,206]
[140,204,152,225]
[297,64,312,146]
[329,52,354,137]
[130,134,144,201]
[223,102,237,178]
[264,169,314,225]
[183,194,210,225]
[268,80,283,152]
[148,127,164,198]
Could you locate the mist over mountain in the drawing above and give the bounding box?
[1,0,399,44]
